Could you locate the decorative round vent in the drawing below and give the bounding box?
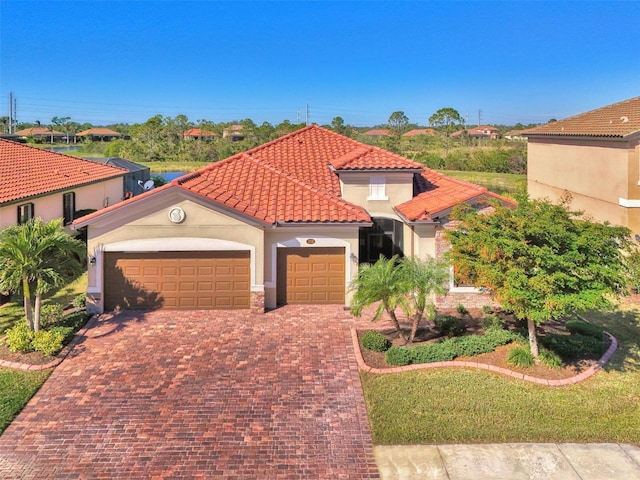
[168,207,186,224]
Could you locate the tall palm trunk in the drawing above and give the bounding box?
[22,277,34,330]
[34,294,42,332]
[528,318,539,359]
[407,310,423,345]
[385,304,407,342]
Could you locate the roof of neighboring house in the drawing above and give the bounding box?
[74,125,507,226]
[395,169,513,222]
[403,128,436,137]
[363,129,390,136]
[15,127,64,137]
[85,157,149,173]
[183,128,217,137]
[0,139,126,205]
[522,96,640,138]
[77,127,121,137]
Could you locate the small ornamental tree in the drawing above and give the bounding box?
[445,194,631,358]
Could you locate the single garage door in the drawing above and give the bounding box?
[277,247,345,305]
[104,251,250,310]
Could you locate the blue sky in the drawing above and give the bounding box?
[1,0,639,127]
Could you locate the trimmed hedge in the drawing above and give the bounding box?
[385,346,412,366]
[565,319,604,339]
[361,330,390,352]
[541,333,604,361]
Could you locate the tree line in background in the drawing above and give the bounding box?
[2,107,533,175]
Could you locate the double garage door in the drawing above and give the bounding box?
[104,247,346,311]
[104,251,250,310]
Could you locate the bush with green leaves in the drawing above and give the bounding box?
[410,341,458,363]
[385,346,412,366]
[361,330,390,352]
[5,322,35,353]
[40,304,64,329]
[434,315,465,337]
[541,333,604,361]
[456,304,469,316]
[481,305,493,314]
[482,315,504,330]
[539,348,563,369]
[31,329,66,356]
[72,293,87,311]
[507,344,535,367]
[565,319,604,339]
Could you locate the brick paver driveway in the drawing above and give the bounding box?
[0,306,379,479]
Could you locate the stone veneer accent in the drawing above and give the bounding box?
[250,291,265,313]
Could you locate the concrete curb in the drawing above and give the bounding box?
[0,314,99,371]
[351,328,618,386]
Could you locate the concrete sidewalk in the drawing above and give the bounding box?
[375,443,640,480]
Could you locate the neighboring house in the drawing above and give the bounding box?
[0,139,127,230]
[15,127,65,143]
[504,130,527,141]
[77,127,122,142]
[403,128,436,137]
[84,157,151,199]
[74,125,511,314]
[523,96,640,234]
[364,128,390,138]
[467,125,500,139]
[183,128,217,140]
[222,125,245,141]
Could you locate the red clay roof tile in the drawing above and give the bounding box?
[523,96,640,138]
[0,139,126,205]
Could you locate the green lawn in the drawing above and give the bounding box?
[0,368,52,434]
[361,305,640,444]
[439,170,526,198]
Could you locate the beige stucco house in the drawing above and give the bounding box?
[74,126,510,314]
[0,140,127,231]
[525,96,640,234]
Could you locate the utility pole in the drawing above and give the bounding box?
[306,104,309,126]
[8,92,15,134]
[478,109,481,127]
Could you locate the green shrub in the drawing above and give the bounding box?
[435,315,465,337]
[456,304,469,316]
[361,330,390,352]
[411,341,458,363]
[385,346,412,366]
[565,319,604,339]
[482,315,504,330]
[481,305,493,314]
[539,348,563,369]
[72,293,87,311]
[541,333,604,360]
[40,304,64,328]
[5,322,35,353]
[32,329,65,356]
[507,344,535,367]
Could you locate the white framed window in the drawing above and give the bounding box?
[17,203,34,225]
[449,265,481,293]
[368,176,388,200]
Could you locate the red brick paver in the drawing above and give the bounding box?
[0,307,379,479]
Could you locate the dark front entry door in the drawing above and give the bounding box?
[359,217,404,264]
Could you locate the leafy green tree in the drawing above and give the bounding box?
[0,218,85,331]
[388,111,409,136]
[429,107,464,156]
[350,255,409,340]
[331,116,346,135]
[401,256,450,344]
[446,195,631,358]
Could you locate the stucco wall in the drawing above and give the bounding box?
[264,226,360,309]
[84,194,265,313]
[339,171,414,217]
[527,137,640,232]
[0,177,123,230]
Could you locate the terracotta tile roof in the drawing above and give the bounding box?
[177,154,371,224]
[363,129,390,136]
[403,128,436,137]
[522,96,640,138]
[77,127,121,136]
[183,128,216,137]
[395,169,513,222]
[15,127,63,137]
[330,145,423,171]
[0,139,126,204]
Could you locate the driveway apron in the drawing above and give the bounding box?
[0,307,379,479]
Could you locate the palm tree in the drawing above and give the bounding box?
[400,256,450,344]
[350,255,409,341]
[0,218,85,331]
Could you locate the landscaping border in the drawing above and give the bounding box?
[351,327,618,386]
[0,315,98,371]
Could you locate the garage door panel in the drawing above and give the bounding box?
[277,247,345,305]
[104,251,250,311]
